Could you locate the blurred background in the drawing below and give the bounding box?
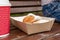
[10,0,42,17]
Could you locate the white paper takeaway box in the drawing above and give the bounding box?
[10,16,55,34]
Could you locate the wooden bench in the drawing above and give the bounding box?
[10,1,42,13]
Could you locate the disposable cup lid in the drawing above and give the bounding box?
[0,0,11,6]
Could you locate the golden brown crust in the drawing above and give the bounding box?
[23,15,35,23]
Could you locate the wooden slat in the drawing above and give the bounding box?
[10,0,40,1]
[10,1,41,6]
[11,7,42,13]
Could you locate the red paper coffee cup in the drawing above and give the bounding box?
[0,0,11,38]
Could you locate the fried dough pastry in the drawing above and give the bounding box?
[23,15,35,23]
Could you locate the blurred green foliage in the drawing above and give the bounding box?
[10,10,43,17]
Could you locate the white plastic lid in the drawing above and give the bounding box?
[0,0,11,6]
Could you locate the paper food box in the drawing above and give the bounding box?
[10,13,55,34]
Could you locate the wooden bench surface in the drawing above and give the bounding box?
[0,23,60,40]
